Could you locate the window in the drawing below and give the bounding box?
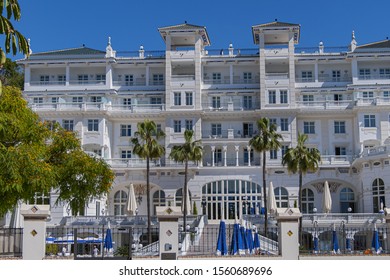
[243,96,252,109]
[63,120,74,131]
[275,187,289,208]
[175,188,192,207]
[384,91,390,101]
[270,149,277,159]
[212,73,221,84]
[303,121,315,134]
[33,97,43,104]
[243,123,253,137]
[78,75,88,84]
[362,91,374,99]
[212,96,221,109]
[359,69,370,80]
[40,75,49,85]
[268,90,276,104]
[269,118,277,127]
[152,74,164,85]
[174,92,181,106]
[302,94,314,105]
[174,120,181,133]
[120,124,131,137]
[243,148,254,164]
[92,149,102,156]
[372,178,385,213]
[334,94,343,102]
[243,72,252,83]
[151,97,162,104]
[153,190,166,215]
[301,188,314,213]
[281,118,289,131]
[335,146,346,156]
[96,74,106,84]
[125,74,134,86]
[123,98,131,108]
[280,90,288,104]
[379,68,390,79]
[211,124,222,136]
[51,97,59,103]
[87,119,99,132]
[91,96,102,103]
[334,121,346,134]
[214,149,222,165]
[121,150,132,159]
[29,192,50,205]
[72,96,83,103]
[185,120,193,131]
[281,145,289,157]
[332,70,341,82]
[57,75,66,85]
[114,190,127,216]
[340,187,355,213]
[301,71,313,82]
[185,92,193,106]
[364,115,376,128]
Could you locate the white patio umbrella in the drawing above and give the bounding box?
[267,181,277,215]
[322,181,332,214]
[126,183,138,215]
[181,187,192,216]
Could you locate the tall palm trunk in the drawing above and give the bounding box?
[262,150,268,237]
[183,160,188,230]
[146,156,151,244]
[298,171,303,245]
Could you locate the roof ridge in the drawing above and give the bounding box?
[357,39,390,48]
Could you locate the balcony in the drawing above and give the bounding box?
[202,157,261,167]
[296,100,353,110]
[171,75,195,88]
[320,155,352,166]
[202,129,255,140]
[202,99,261,111]
[170,50,195,60]
[360,145,390,157]
[265,73,289,87]
[356,97,390,106]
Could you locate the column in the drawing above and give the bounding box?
[276,208,302,260]
[146,65,150,86]
[235,145,239,166]
[314,62,319,83]
[65,64,70,86]
[230,64,233,84]
[211,146,215,167]
[105,63,113,88]
[247,145,251,167]
[24,65,31,88]
[223,146,227,167]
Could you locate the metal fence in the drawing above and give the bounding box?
[46,226,159,259]
[0,228,23,257]
[300,224,388,255]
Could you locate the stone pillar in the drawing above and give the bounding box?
[156,206,181,260]
[65,64,70,86]
[20,204,50,260]
[384,208,390,251]
[211,146,215,167]
[314,62,319,83]
[275,208,302,260]
[247,145,251,167]
[223,146,227,167]
[235,146,239,166]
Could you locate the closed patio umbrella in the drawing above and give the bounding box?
[104,221,113,255]
[253,231,260,254]
[322,181,332,214]
[126,183,138,216]
[181,187,192,216]
[230,223,244,255]
[216,220,228,256]
[267,182,277,215]
[371,224,381,254]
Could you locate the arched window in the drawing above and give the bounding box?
[201,180,262,220]
[153,190,166,215]
[340,187,355,213]
[114,190,127,216]
[274,187,289,208]
[175,188,191,207]
[301,188,314,214]
[372,178,385,213]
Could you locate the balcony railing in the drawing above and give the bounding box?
[69,80,106,85]
[29,102,165,112]
[171,75,195,81]
[203,157,261,167]
[320,155,352,165]
[296,100,353,110]
[361,145,390,157]
[358,74,390,80]
[29,81,66,86]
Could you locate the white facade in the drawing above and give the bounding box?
[13,21,390,225]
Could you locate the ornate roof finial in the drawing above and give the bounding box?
[352,30,355,40]
[105,36,115,58]
[108,36,111,46]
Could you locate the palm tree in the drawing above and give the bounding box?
[249,117,283,237]
[131,119,165,244]
[281,132,321,244]
[169,129,202,230]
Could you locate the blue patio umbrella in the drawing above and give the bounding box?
[240,224,248,253]
[230,223,244,255]
[246,227,254,254]
[313,234,319,254]
[332,227,340,254]
[104,222,113,254]
[371,226,381,254]
[216,220,228,256]
[253,232,260,253]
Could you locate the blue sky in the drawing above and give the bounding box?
[10,0,390,58]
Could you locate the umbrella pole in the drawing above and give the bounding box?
[102,225,105,259]
[128,227,133,260]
